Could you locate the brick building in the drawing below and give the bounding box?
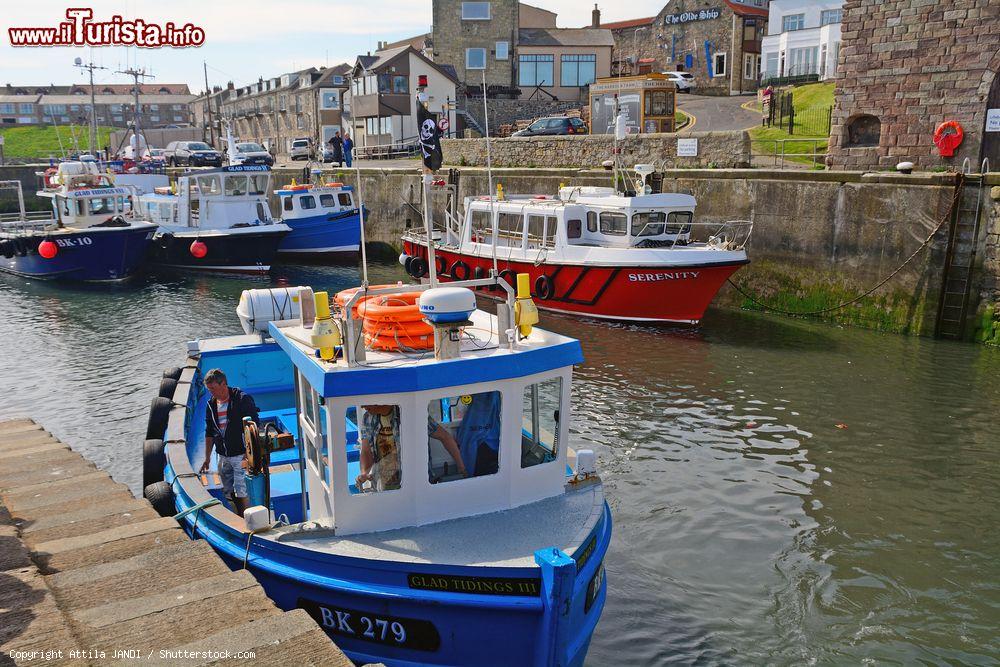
[0,83,194,129]
[827,0,1000,171]
[600,0,769,96]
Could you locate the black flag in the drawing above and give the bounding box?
[417,98,443,172]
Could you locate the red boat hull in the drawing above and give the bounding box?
[402,242,748,323]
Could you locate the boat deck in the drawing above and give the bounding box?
[268,480,604,567]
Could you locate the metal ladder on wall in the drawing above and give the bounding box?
[934,159,990,339]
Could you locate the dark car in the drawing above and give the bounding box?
[164,141,223,167]
[512,116,589,137]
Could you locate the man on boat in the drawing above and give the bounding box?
[199,368,259,516]
[455,392,502,476]
[356,406,466,491]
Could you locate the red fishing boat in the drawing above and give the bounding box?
[401,169,751,323]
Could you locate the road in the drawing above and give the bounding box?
[273,157,421,170]
[677,93,762,133]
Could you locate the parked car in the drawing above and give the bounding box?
[226,142,274,167]
[663,71,695,93]
[164,141,223,167]
[289,138,314,161]
[146,148,167,164]
[511,116,589,137]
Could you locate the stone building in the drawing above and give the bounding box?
[827,0,1000,171]
[599,0,769,95]
[0,83,194,129]
[217,65,351,158]
[191,84,235,148]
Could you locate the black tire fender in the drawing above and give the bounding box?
[158,377,178,399]
[451,261,470,281]
[498,269,517,292]
[410,255,428,278]
[535,274,555,300]
[404,255,415,276]
[435,256,448,276]
[162,367,182,381]
[144,481,175,518]
[143,438,166,488]
[146,396,173,440]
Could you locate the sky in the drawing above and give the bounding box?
[0,1,666,92]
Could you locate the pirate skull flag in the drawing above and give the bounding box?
[417,98,443,172]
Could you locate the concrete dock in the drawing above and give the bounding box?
[0,418,354,666]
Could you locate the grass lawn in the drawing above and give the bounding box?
[749,81,834,166]
[0,125,115,158]
[675,110,690,130]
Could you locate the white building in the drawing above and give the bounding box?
[760,0,845,81]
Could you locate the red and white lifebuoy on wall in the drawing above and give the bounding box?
[933,121,964,157]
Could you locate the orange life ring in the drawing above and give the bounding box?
[359,292,434,351]
[324,182,344,187]
[334,284,399,318]
[288,184,311,191]
[933,120,964,157]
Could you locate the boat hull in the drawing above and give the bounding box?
[278,208,362,257]
[403,242,748,323]
[150,227,289,273]
[0,224,155,282]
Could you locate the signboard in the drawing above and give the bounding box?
[677,138,698,157]
[986,108,1000,133]
[664,8,721,25]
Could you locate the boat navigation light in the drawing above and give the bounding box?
[514,273,538,337]
[310,291,342,361]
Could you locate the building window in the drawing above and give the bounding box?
[782,13,805,31]
[821,9,842,26]
[18,103,33,114]
[644,90,673,116]
[496,41,509,61]
[713,52,727,78]
[466,48,487,70]
[461,1,490,20]
[17,117,33,124]
[392,75,408,94]
[0,104,13,114]
[519,54,554,87]
[788,46,819,76]
[743,53,759,79]
[321,90,340,109]
[560,54,597,87]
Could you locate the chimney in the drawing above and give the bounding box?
[592,4,601,28]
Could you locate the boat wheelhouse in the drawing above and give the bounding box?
[275,182,362,257]
[401,175,752,323]
[0,163,156,281]
[137,165,290,273]
[150,277,610,667]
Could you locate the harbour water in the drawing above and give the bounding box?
[0,262,997,665]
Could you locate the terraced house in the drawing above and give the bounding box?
[0,83,194,128]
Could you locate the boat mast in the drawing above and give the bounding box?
[74,56,107,155]
[482,70,498,276]
[116,66,153,159]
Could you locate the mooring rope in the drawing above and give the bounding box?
[726,176,965,317]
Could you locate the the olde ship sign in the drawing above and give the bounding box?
[664,8,721,25]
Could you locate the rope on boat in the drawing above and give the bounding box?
[726,176,965,317]
[172,498,220,521]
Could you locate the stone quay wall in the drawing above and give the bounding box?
[440,131,752,169]
[827,0,1000,171]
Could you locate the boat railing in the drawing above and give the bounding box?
[630,219,753,250]
[705,219,754,251]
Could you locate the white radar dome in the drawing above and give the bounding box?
[419,287,476,323]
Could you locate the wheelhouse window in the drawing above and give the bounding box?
[86,197,116,215]
[470,208,494,244]
[225,175,248,197]
[631,211,666,237]
[498,211,524,245]
[522,377,561,468]
[462,1,490,20]
[427,390,502,482]
[599,211,627,235]
[526,214,554,248]
[666,211,693,234]
[320,193,335,207]
[567,219,582,239]
[353,404,403,493]
[519,55,554,87]
[299,380,330,486]
[283,197,294,212]
[249,175,269,196]
[560,54,597,87]
[338,193,353,207]
[299,195,316,210]
[196,175,222,196]
[586,211,597,233]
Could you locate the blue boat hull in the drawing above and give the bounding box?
[278,208,362,257]
[0,225,155,282]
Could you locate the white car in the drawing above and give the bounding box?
[663,71,695,93]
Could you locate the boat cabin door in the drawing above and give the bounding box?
[294,370,334,520]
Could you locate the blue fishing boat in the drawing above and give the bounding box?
[0,163,156,282]
[275,182,362,258]
[144,271,611,666]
